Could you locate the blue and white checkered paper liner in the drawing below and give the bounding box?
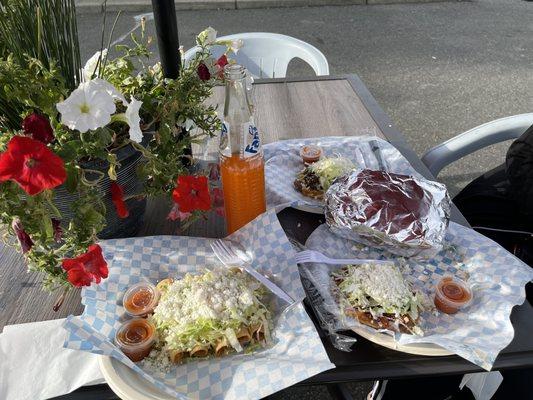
[264,136,418,210]
[63,209,334,399]
[302,222,533,370]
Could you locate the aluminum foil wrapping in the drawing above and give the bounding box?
[325,169,451,258]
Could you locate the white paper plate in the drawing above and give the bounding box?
[99,356,172,400]
[351,327,452,356]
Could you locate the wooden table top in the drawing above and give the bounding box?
[0,76,388,330]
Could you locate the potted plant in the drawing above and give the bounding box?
[0,1,237,294]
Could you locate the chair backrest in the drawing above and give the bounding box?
[184,32,329,78]
[421,113,533,177]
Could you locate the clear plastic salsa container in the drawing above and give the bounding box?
[123,282,160,317]
[114,318,157,362]
[434,276,473,314]
[300,145,323,165]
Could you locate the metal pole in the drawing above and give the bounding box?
[151,0,180,79]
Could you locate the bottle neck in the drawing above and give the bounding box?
[224,80,252,119]
[221,64,260,158]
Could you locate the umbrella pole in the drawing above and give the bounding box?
[151,0,180,79]
[151,0,192,165]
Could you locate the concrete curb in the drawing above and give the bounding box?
[76,0,452,13]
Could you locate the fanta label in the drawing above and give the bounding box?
[244,123,261,158]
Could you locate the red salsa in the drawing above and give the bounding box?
[300,145,323,165]
[434,276,472,314]
[123,282,160,317]
[115,319,156,362]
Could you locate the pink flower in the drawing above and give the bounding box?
[166,204,192,222]
[212,187,224,206]
[208,163,220,181]
[212,187,225,217]
[215,206,225,217]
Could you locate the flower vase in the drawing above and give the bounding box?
[54,143,147,239]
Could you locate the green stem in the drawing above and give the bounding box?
[36,6,43,62]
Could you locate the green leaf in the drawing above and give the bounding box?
[97,128,113,147]
[65,165,79,192]
[41,216,54,241]
[56,140,81,162]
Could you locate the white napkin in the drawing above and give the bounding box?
[460,372,503,400]
[0,318,104,400]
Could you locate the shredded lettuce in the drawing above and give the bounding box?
[333,263,425,321]
[309,157,355,190]
[151,269,271,354]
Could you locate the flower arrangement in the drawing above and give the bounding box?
[0,2,237,292]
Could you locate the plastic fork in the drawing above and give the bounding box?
[295,249,391,265]
[211,239,295,304]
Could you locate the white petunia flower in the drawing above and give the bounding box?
[197,27,217,45]
[56,79,116,133]
[150,62,162,74]
[125,98,143,143]
[82,49,108,81]
[92,78,127,105]
[230,39,243,53]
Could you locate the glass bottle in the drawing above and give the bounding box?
[219,64,266,234]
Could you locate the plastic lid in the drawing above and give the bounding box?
[123,282,160,317]
[435,276,473,308]
[300,145,323,163]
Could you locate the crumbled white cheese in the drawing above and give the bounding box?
[335,262,424,320]
[151,268,269,353]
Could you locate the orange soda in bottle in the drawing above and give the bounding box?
[219,64,266,234]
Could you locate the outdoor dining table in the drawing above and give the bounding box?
[1,75,532,400]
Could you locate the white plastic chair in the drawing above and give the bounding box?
[184,32,329,79]
[421,113,533,177]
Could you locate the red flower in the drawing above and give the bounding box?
[172,175,211,213]
[22,113,54,144]
[197,62,211,81]
[61,244,108,287]
[110,182,129,218]
[216,54,228,69]
[12,219,33,253]
[52,218,62,242]
[215,55,228,79]
[0,136,66,195]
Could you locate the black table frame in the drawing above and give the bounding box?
[53,75,533,399]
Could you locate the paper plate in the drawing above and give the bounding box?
[351,327,452,356]
[99,356,171,400]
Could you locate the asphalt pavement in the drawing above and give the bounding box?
[75,1,532,398]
